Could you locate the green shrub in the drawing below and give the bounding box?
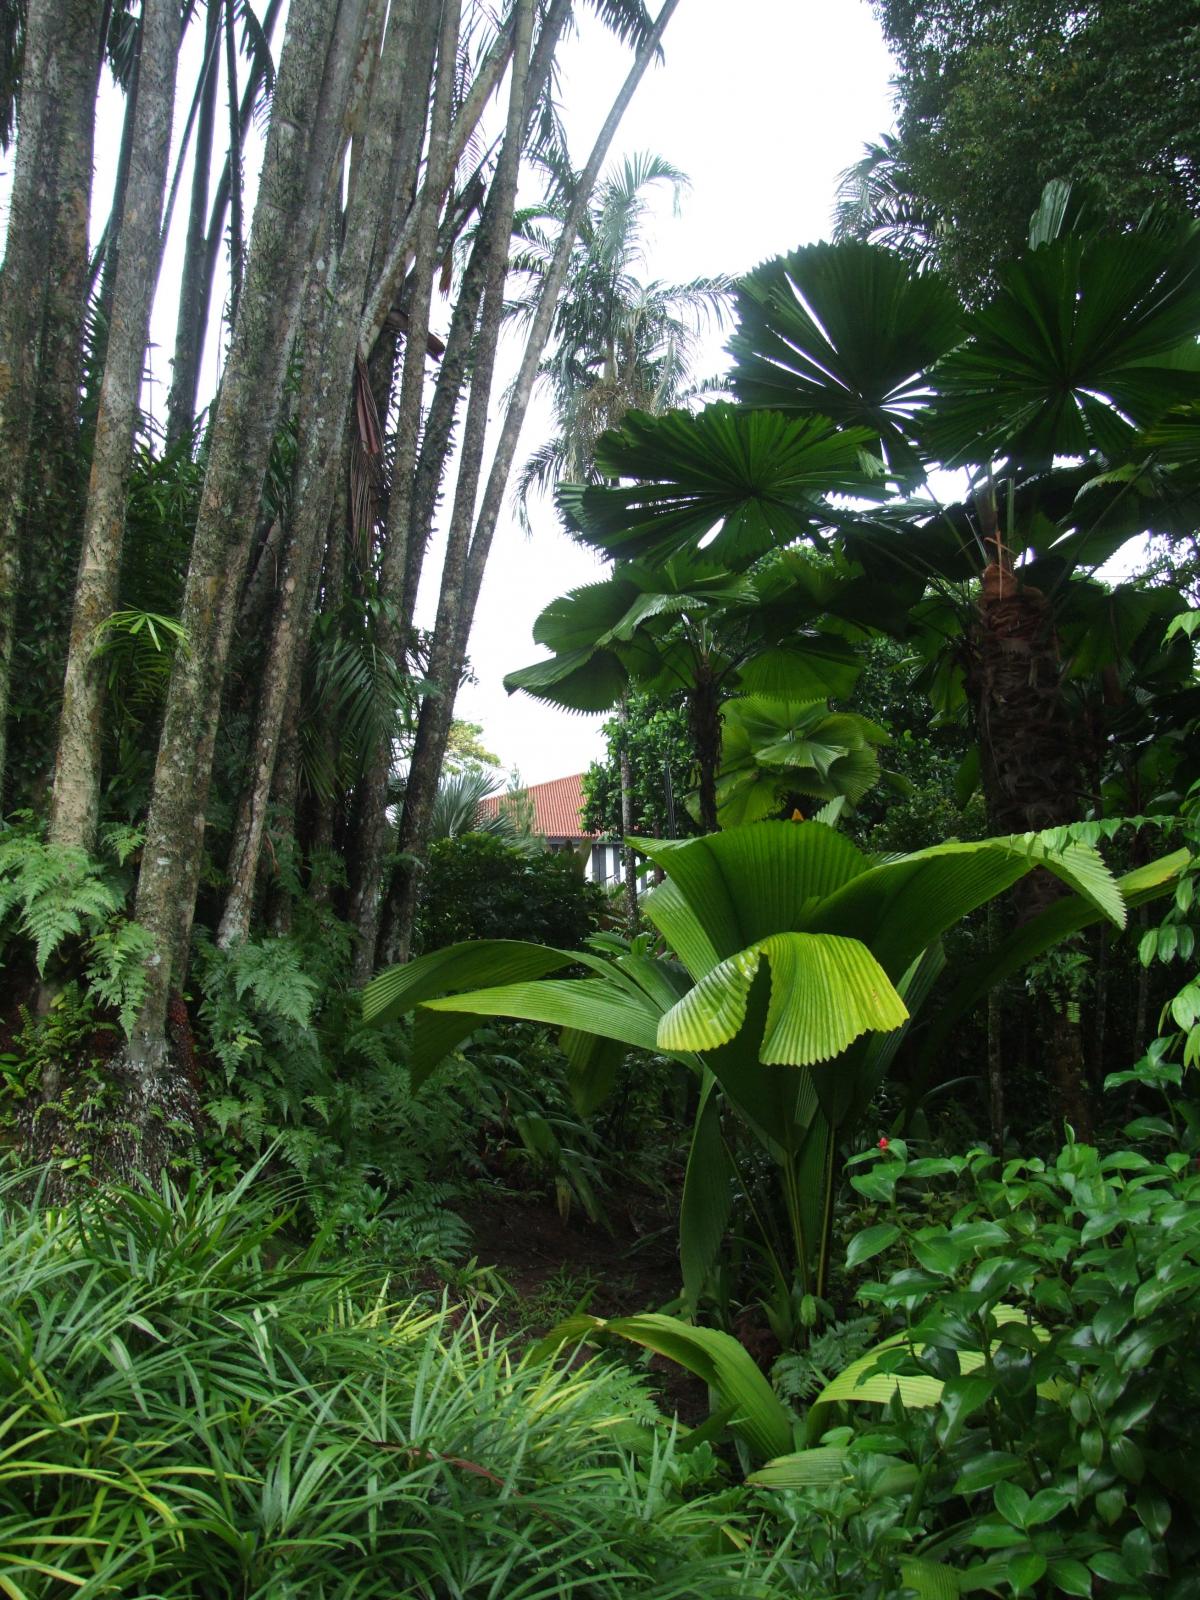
[754,1128,1200,1598]
[0,1167,796,1597]
[416,833,604,953]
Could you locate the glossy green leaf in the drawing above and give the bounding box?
[527,1311,794,1461]
[363,940,576,1026]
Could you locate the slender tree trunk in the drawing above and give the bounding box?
[166,0,221,447]
[93,27,141,350]
[382,0,681,968]
[49,0,179,854]
[172,0,284,445]
[356,4,526,357]
[218,0,412,948]
[0,0,99,804]
[687,667,721,834]
[619,694,639,933]
[223,0,244,322]
[118,0,367,1171]
[348,0,473,980]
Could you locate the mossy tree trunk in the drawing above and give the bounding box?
[0,0,99,805]
[115,0,368,1177]
[49,0,180,854]
[383,0,683,969]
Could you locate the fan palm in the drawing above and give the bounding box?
[363,817,1141,1300]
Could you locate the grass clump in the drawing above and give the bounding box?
[0,1164,793,1598]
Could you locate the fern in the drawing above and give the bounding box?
[0,833,123,972]
[84,920,155,1035]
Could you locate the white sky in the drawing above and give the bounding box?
[434,0,898,783]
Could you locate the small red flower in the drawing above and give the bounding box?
[877,1136,890,1151]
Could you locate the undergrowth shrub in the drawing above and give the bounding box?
[0,1166,797,1597]
[757,1114,1200,1599]
[415,833,605,953]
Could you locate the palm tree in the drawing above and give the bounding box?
[511,150,731,528]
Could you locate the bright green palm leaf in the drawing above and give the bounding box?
[633,821,873,965]
[421,977,666,1055]
[808,835,1125,979]
[362,940,577,1026]
[733,639,863,700]
[557,403,882,567]
[658,932,907,1065]
[503,644,630,711]
[930,229,1200,467]
[728,241,962,477]
[528,1311,794,1461]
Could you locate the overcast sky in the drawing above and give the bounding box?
[435,0,898,784]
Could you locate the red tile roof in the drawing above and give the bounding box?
[479,773,597,840]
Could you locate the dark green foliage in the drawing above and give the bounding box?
[416,832,605,953]
[582,691,697,841]
[867,0,1200,294]
[844,639,984,855]
[759,1120,1200,1597]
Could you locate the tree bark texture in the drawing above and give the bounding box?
[125,0,366,1116]
[348,0,480,980]
[358,0,536,978]
[0,0,99,804]
[49,0,179,854]
[971,552,1092,1135]
[687,667,721,834]
[165,1,222,447]
[218,0,417,948]
[619,694,639,933]
[383,0,681,968]
[167,0,284,446]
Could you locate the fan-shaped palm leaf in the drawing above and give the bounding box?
[728,242,962,477]
[558,403,883,566]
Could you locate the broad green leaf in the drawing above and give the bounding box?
[421,979,664,1055]
[527,1311,794,1461]
[845,1222,901,1270]
[729,241,961,477]
[363,940,576,1026]
[899,1557,962,1600]
[558,403,881,567]
[657,932,907,1065]
[680,1076,735,1310]
[930,229,1200,468]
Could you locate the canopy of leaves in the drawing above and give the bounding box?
[868,0,1200,293]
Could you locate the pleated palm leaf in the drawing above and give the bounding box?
[708,695,890,828]
[363,817,1131,1301]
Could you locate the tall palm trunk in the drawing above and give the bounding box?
[383,0,683,968]
[165,0,221,447]
[49,0,179,853]
[0,0,99,804]
[167,0,284,447]
[972,540,1091,1134]
[217,0,419,948]
[349,0,523,983]
[116,0,367,1176]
